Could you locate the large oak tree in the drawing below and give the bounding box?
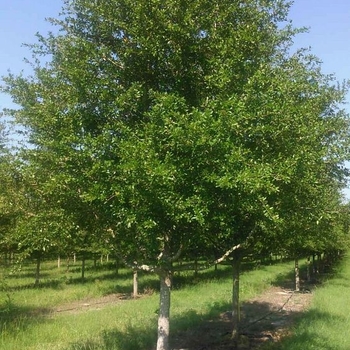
[2,1,350,349]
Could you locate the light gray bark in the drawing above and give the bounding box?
[295,258,300,291]
[156,270,172,350]
[231,251,241,339]
[133,269,138,298]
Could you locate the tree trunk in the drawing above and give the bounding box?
[115,258,119,275]
[312,253,316,274]
[35,255,41,286]
[81,256,86,281]
[295,258,300,292]
[93,255,97,269]
[156,270,172,350]
[66,256,70,273]
[306,256,311,282]
[133,269,138,298]
[57,255,61,268]
[194,258,198,278]
[317,253,322,273]
[231,251,241,339]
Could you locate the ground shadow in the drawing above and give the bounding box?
[61,268,316,350]
[1,258,331,350]
[265,309,345,350]
[0,304,52,336]
[66,323,157,350]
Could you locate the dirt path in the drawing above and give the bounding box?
[52,293,134,315]
[172,284,313,350]
[50,283,313,349]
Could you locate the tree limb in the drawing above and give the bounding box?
[172,243,243,272]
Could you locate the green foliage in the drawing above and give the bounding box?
[2,0,349,265]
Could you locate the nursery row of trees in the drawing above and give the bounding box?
[1,1,350,349]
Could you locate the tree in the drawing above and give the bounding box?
[2,1,350,349]
[0,124,20,263]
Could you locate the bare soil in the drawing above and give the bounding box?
[53,293,134,315]
[171,282,313,350]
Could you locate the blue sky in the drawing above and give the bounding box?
[1,0,350,196]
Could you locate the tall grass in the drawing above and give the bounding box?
[0,257,296,350]
[266,253,350,350]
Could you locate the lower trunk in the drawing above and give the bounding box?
[133,269,138,298]
[194,258,198,278]
[295,258,300,292]
[82,256,86,281]
[312,253,317,274]
[115,258,119,276]
[66,256,70,273]
[35,255,41,286]
[57,255,61,268]
[232,251,241,339]
[306,256,311,282]
[156,270,172,350]
[93,255,97,269]
[317,253,322,273]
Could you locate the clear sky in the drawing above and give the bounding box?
[1,0,350,195]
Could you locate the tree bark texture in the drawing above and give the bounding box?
[133,269,138,298]
[35,255,41,286]
[231,251,241,339]
[295,258,300,292]
[312,253,317,274]
[81,256,85,280]
[156,270,172,350]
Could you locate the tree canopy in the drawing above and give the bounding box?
[1,1,350,349]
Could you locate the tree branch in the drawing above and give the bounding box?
[168,244,183,263]
[172,243,242,272]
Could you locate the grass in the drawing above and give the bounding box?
[264,252,350,350]
[0,257,298,349]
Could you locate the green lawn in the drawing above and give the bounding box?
[0,256,299,350]
[265,252,350,350]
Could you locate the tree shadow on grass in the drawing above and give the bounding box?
[62,297,311,350]
[266,309,345,350]
[0,304,52,336]
[169,289,342,350]
[5,278,65,292]
[66,323,157,350]
[2,260,328,350]
[62,274,318,350]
